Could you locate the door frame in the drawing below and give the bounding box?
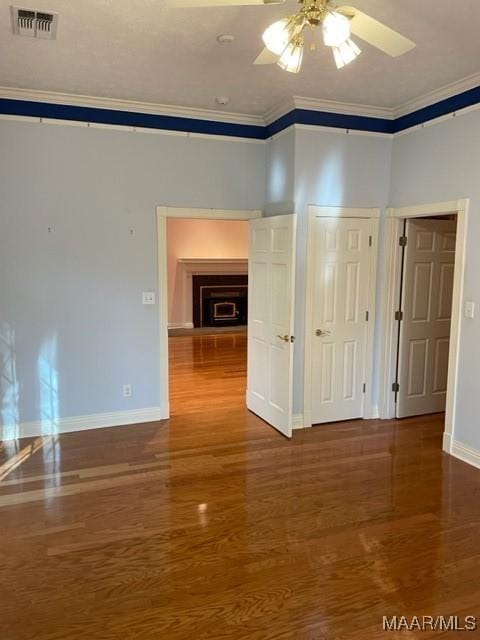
[303,205,381,429]
[156,206,262,419]
[378,199,469,455]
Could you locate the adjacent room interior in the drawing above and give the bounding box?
[166,217,249,415]
[2,1,480,638]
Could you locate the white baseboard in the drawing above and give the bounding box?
[168,322,194,329]
[1,406,167,441]
[293,413,308,430]
[442,432,452,454]
[364,405,380,420]
[450,439,480,470]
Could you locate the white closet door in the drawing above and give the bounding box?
[397,219,457,418]
[311,218,373,424]
[247,215,296,438]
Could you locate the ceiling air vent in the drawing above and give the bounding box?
[11,6,58,39]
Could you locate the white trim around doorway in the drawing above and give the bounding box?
[156,206,262,419]
[303,205,381,429]
[377,199,469,456]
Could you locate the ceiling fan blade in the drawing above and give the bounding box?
[337,6,416,57]
[254,47,280,65]
[164,0,285,7]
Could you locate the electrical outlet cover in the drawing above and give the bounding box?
[465,300,475,319]
[142,291,155,305]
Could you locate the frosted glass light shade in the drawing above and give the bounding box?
[277,37,304,73]
[322,11,350,47]
[333,38,361,68]
[262,18,293,55]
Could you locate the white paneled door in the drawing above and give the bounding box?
[311,218,374,424]
[397,219,457,418]
[247,215,296,438]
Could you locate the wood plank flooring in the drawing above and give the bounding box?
[1,333,480,639]
[169,332,247,415]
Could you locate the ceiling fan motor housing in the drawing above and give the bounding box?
[300,0,328,26]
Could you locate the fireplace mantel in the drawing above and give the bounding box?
[178,258,248,275]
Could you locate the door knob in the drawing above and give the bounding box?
[276,334,290,342]
[315,329,331,337]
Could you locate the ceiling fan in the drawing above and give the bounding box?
[164,0,416,74]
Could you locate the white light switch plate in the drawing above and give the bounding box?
[142,291,155,305]
[465,300,475,319]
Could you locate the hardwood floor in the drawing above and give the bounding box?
[168,326,247,337]
[169,332,247,415]
[1,334,480,639]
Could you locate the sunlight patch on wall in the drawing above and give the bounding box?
[38,335,59,435]
[0,322,20,440]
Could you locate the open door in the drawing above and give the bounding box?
[247,215,296,438]
[396,218,457,418]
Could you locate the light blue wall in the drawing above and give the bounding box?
[3,111,477,451]
[0,120,265,430]
[264,128,295,215]
[292,128,393,413]
[390,111,480,450]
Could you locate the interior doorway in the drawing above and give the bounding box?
[379,199,469,455]
[394,216,457,418]
[156,207,297,438]
[165,216,249,416]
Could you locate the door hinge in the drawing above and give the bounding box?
[392,382,400,393]
[290,335,295,343]
[399,235,407,247]
[365,311,369,322]
[368,235,373,247]
[362,383,366,393]
[395,310,403,321]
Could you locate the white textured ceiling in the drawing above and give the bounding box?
[1,0,480,116]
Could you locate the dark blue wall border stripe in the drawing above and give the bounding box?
[393,85,480,132]
[265,110,297,137]
[2,85,480,138]
[292,108,393,134]
[265,108,392,136]
[0,98,267,140]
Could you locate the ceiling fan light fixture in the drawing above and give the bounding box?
[277,35,304,74]
[322,11,350,47]
[332,38,361,69]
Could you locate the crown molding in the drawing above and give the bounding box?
[263,95,393,124]
[2,69,480,139]
[290,73,480,122]
[0,86,264,127]
[264,98,296,125]
[292,96,394,120]
[394,71,480,118]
